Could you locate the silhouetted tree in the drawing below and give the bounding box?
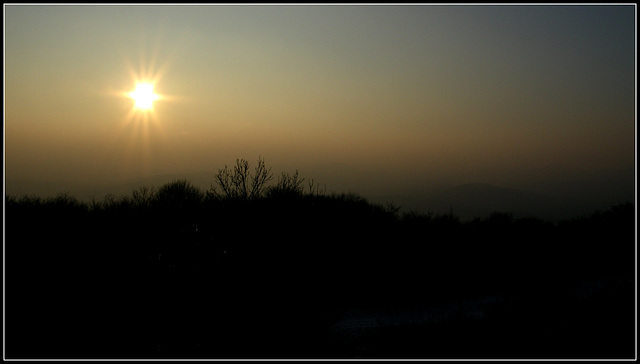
[210,157,273,200]
[131,185,157,208]
[266,169,305,198]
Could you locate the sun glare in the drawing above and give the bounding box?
[129,83,159,110]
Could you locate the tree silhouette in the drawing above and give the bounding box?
[210,157,273,200]
[266,169,305,198]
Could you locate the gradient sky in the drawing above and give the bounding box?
[4,4,636,209]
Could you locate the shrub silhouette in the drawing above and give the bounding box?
[154,179,203,209]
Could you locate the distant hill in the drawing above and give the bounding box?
[436,183,552,219]
[374,183,553,221]
[372,180,633,222]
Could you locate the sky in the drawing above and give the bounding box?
[4,4,636,218]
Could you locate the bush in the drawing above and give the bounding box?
[154,179,203,210]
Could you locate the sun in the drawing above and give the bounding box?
[129,83,159,110]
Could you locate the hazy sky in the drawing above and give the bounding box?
[4,4,636,206]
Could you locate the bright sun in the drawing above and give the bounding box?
[129,83,159,110]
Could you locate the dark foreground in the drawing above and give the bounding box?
[5,182,635,359]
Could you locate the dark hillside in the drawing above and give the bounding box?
[5,163,635,359]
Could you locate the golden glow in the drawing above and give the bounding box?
[112,55,175,178]
[129,83,159,110]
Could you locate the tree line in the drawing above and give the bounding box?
[5,158,635,358]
